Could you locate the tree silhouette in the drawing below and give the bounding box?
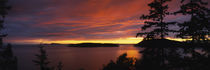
[33,45,51,70]
[3,43,13,57]
[135,48,168,70]
[136,0,175,40]
[57,61,63,70]
[0,1,17,70]
[103,53,136,70]
[33,45,64,70]
[175,0,210,42]
[0,44,18,70]
[0,0,11,48]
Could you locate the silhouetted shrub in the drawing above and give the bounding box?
[103,53,136,70]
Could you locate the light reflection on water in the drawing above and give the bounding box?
[13,44,142,70]
[117,45,142,58]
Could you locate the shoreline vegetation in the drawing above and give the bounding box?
[103,39,210,70]
[68,43,119,47]
[135,39,210,48]
[103,0,210,69]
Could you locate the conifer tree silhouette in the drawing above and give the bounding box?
[0,1,17,70]
[33,45,64,70]
[136,0,175,40]
[57,61,63,70]
[175,0,210,42]
[0,0,11,47]
[33,45,51,70]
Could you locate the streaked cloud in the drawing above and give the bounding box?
[3,0,210,44]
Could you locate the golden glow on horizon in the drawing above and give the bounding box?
[43,37,143,44]
[166,37,189,42]
[10,37,194,44]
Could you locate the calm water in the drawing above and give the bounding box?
[12,45,142,70]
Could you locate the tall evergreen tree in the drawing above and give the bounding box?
[0,0,11,47]
[175,0,210,42]
[136,0,175,40]
[0,1,17,70]
[33,45,51,70]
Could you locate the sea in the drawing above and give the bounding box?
[12,44,143,70]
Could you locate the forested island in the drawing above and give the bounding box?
[68,43,119,47]
[135,39,209,48]
[134,39,182,47]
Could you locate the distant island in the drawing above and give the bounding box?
[68,43,119,47]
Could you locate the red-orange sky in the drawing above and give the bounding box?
[3,0,210,44]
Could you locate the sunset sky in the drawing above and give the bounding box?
[3,0,210,44]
